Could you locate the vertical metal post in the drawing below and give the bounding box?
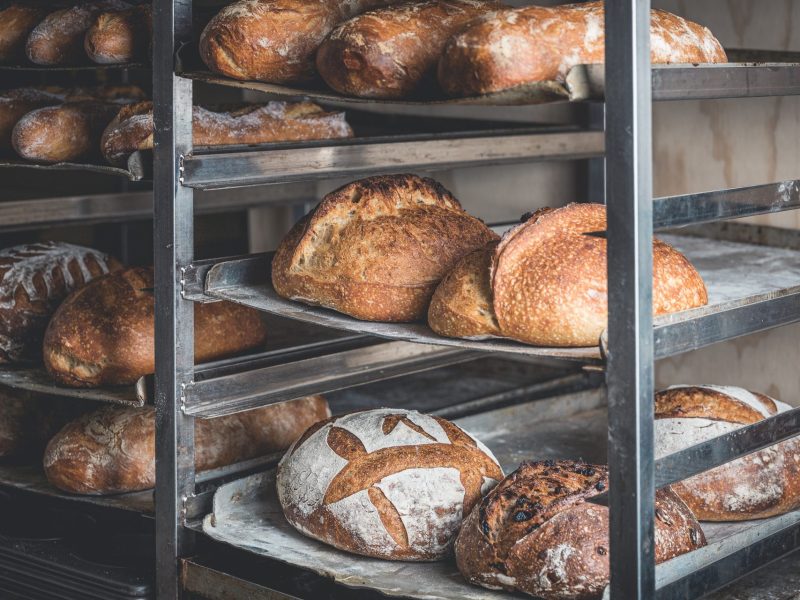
[605,1,655,599]
[153,1,195,598]
[586,102,606,204]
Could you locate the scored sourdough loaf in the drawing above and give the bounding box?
[0,87,70,155]
[438,1,727,97]
[456,460,706,599]
[43,266,268,387]
[199,0,405,84]
[0,4,47,63]
[428,204,708,346]
[272,174,498,322]
[0,242,121,364]
[277,408,503,560]
[26,1,132,65]
[316,0,499,99]
[44,395,331,495]
[101,100,353,166]
[84,3,152,64]
[656,385,800,521]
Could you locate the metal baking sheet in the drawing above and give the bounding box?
[0,366,142,406]
[202,389,608,600]
[0,63,147,71]
[0,150,149,180]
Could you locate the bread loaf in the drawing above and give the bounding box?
[273,174,498,322]
[277,408,503,560]
[655,385,800,521]
[0,242,121,364]
[316,0,498,99]
[43,266,269,387]
[0,4,46,62]
[101,100,353,166]
[428,204,708,347]
[44,395,331,495]
[26,1,131,65]
[0,87,68,155]
[199,0,405,84]
[455,460,706,599]
[84,3,152,64]
[438,1,727,97]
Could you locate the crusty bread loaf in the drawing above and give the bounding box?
[656,385,800,521]
[199,0,405,84]
[44,395,331,495]
[0,87,68,155]
[316,0,498,99]
[455,460,706,599]
[0,242,121,364]
[0,4,46,63]
[438,1,727,97]
[277,408,503,560]
[101,100,353,166]
[43,266,269,387]
[273,174,498,322]
[26,1,131,65]
[84,3,152,64]
[429,204,708,347]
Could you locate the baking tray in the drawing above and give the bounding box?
[0,150,150,180]
[203,228,800,362]
[0,63,147,71]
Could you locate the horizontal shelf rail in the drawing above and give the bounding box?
[179,130,605,190]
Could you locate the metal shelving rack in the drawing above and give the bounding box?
[152,1,800,599]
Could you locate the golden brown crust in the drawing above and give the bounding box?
[43,395,330,495]
[42,266,269,387]
[0,4,46,63]
[428,242,500,338]
[490,203,707,346]
[272,174,498,322]
[439,1,727,97]
[455,461,706,599]
[84,3,152,64]
[316,0,498,99]
[101,100,352,166]
[0,87,69,155]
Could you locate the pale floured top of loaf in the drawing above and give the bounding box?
[277,408,502,559]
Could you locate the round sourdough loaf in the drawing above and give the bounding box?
[438,1,727,97]
[42,266,268,387]
[272,174,498,322]
[277,408,504,560]
[455,460,705,599]
[655,385,800,521]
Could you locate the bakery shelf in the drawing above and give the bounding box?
[0,63,147,72]
[0,366,142,407]
[0,151,150,181]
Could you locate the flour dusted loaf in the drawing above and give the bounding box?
[26,1,131,65]
[428,204,708,346]
[44,395,330,494]
[456,460,705,599]
[0,87,69,155]
[101,100,352,166]
[316,0,499,99]
[273,174,498,322]
[43,266,268,387]
[84,3,152,64]
[0,4,46,62]
[0,242,121,364]
[438,1,727,97]
[277,408,503,560]
[656,385,800,521]
[199,0,405,84]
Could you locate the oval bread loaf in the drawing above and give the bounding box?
[199,0,404,84]
[656,385,800,521]
[438,1,727,97]
[84,3,152,64]
[277,408,503,560]
[42,266,268,387]
[428,204,708,346]
[0,87,69,155]
[101,100,353,166]
[0,241,122,364]
[272,174,498,322]
[455,460,706,599]
[316,0,499,99]
[44,395,331,495]
[0,4,47,63]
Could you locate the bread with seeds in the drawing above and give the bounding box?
[656,385,800,521]
[277,408,503,560]
[455,460,705,599]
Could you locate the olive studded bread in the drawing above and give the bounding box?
[455,460,706,599]
[277,408,503,560]
[272,174,498,322]
[656,385,800,521]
